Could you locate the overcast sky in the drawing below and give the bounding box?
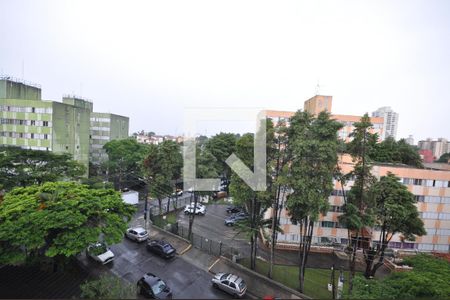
[1,0,449,142]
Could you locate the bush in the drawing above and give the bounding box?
[80,275,136,299]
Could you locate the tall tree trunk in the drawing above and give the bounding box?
[268,185,281,278]
[348,232,358,295]
[298,218,310,293]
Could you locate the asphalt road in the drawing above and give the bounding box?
[79,236,232,299]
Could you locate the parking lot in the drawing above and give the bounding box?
[78,228,232,299]
[177,203,251,256]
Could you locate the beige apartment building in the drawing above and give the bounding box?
[265,95,385,142]
[263,94,449,253]
[266,154,450,253]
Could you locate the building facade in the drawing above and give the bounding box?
[90,112,129,164]
[266,155,450,253]
[0,77,129,171]
[372,106,399,140]
[265,95,385,143]
[418,138,449,161]
[0,79,91,170]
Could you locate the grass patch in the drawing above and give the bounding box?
[241,258,352,299]
[151,211,178,228]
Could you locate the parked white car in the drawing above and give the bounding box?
[125,227,149,242]
[183,203,206,215]
[86,242,115,264]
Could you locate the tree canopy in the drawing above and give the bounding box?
[204,132,238,178]
[350,254,450,299]
[0,146,85,191]
[369,137,423,168]
[0,181,135,265]
[285,110,342,292]
[103,139,150,190]
[436,152,450,163]
[363,172,425,278]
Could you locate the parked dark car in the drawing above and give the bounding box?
[146,240,176,259]
[137,273,172,299]
[226,206,242,214]
[224,212,249,226]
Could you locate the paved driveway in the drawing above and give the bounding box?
[177,203,251,256]
[78,236,231,299]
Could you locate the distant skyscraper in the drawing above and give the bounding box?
[372,106,399,140]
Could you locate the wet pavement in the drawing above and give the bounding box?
[77,228,231,299]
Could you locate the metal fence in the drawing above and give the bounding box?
[149,196,192,216]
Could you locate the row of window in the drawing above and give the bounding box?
[328,205,344,212]
[0,118,51,127]
[0,132,51,139]
[91,135,110,140]
[425,228,450,236]
[320,221,346,228]
[0,105,52,114]
[90,126,110,131]
[419,212,450,220]
[279,235,449,252]
[414,195,450,204]
[403,178,450,187]
[90,117,110,123]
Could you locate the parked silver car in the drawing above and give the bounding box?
[125,227,149,242]
[211,272,247,298]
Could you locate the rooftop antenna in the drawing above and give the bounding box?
[21,60,25,80]
[315,80,321,95]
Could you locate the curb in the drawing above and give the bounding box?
[208,258,221,273]
[179,244,192,255]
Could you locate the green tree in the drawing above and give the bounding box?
[204,132,238,178]
[0,146,85,191]
[351,254,450,299]
[0,181,135,266]
[436,152,450,163]
[103,139,150,190]
[80,275,137,299]
[363,173,425,278]
[370,137,423,168]
[268,118,290,279]
[338,114,377,295]
[143,141,182,213]
[285,111,342,293]
[229,119,277,271]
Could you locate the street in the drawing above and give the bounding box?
[79,235,232,299]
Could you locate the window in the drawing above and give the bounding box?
[403,178,412,185]
[414,195,425,202]
[30,133,34,139]
[434,244,448,252]
[413,179,423,186]
[43,121,48,127]
[32,107,35,113]
[31,120,35,126]
[321,221,335,228]
[44,134,48,140]
[422,212,438,219]
[438,213,450,220]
